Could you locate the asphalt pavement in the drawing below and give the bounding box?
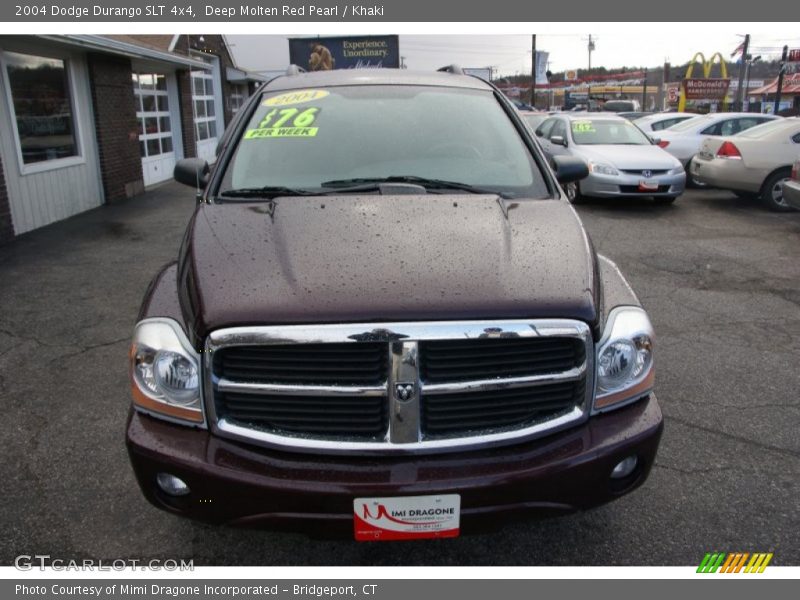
[0,184,798,566]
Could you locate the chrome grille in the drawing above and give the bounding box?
[418,337,585,383]
[205,320,594,455]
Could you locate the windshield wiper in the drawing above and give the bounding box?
[217,186,321,200]
[320,176,513,198]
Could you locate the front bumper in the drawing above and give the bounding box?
[580,171,685,198]
[781,179,800,210]
[690,157,762,193]
[126,394,663,537]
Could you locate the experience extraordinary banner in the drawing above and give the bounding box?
[288,35,399,70]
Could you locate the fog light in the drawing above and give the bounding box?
[156,472,190,496]
[611,456,638,479]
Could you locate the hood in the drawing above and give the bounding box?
[576,144,682,170]
[178,195,599,341]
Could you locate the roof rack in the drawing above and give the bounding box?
[437,64,464,75]
[285,64,306,76]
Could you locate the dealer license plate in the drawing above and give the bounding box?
[353,494,461,541]
[638,179,659,191]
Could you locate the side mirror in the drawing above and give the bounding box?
[552,156,589,184]
[174,158,210,189]
[550,135,567,147]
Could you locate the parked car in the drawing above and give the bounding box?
[782,157,800,210]
[603,99,641,112]
[126,67,662,539]
[617,111,653,121]
[656,112,779,186]
[690,118,800,211]
[535,113,685,203]
[519,110,547,132]
[633,112,697,133]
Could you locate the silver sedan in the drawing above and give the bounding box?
[534,113,685,204]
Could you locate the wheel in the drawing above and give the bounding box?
[759,169,794,212]
[563,181,582,203]
[687,158,708,188]
[653,196,677,205]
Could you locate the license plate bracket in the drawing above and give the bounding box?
[354,494,461,541]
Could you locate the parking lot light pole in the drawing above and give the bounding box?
[775,45,788,114]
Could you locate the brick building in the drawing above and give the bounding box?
[0,35,263,243]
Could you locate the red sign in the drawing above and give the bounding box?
[682,78,731,100]
[788,48,800,63]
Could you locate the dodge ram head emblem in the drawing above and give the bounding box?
[642,170,652,178]
[394,383,416,401]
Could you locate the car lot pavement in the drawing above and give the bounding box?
[0,184,798,565]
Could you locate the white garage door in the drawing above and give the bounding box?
[133,72,175,187]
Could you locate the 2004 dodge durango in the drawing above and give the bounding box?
[126,67,663,540]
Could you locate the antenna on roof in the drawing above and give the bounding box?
[437,64,464,75]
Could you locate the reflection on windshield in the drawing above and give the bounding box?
[220,85,550,200]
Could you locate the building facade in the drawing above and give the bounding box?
[0,34,262,243]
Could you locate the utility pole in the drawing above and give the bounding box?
[735,34,750,111]
[642,68,648,110]
[775,45,789,114]
[530,34,537,107]
[587,34,595,103]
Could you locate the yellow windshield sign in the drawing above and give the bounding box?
[572,121,595,133]
[263,89,330,107]
[245,127,319,139]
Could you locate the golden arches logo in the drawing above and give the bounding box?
[678,52,730,111]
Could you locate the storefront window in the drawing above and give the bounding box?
[5,51,78,165]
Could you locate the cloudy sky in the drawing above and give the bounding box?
[227,30,799,77]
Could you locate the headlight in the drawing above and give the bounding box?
[130,318,204,425]
[589,162,619,176]
[669,164,685,175]
[594,307,654,412]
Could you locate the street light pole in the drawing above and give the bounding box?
[587,35,595,104]
[530,34,537,107]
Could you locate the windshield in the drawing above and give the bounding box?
[570,119,652,145]
[667,115,712,132]
[220,85,548,198]
[735,119,789,139]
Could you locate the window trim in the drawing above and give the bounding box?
[0,48,86,176]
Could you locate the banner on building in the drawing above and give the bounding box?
[288,35,400,70]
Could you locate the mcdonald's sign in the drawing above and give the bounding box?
[678,52,731,112]
[697,552,773,573]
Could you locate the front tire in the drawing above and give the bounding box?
[759,169,794,212]
[564,181,582,204]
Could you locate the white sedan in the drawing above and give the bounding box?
[656,112,779,186]
[691,118,800,211]
[633,112,697,133]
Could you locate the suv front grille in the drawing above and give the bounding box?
[214,342,388,385]
[422,380,585,437]
[419,337,585,383]
[218,391,387,437]
[206,320,593,454]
